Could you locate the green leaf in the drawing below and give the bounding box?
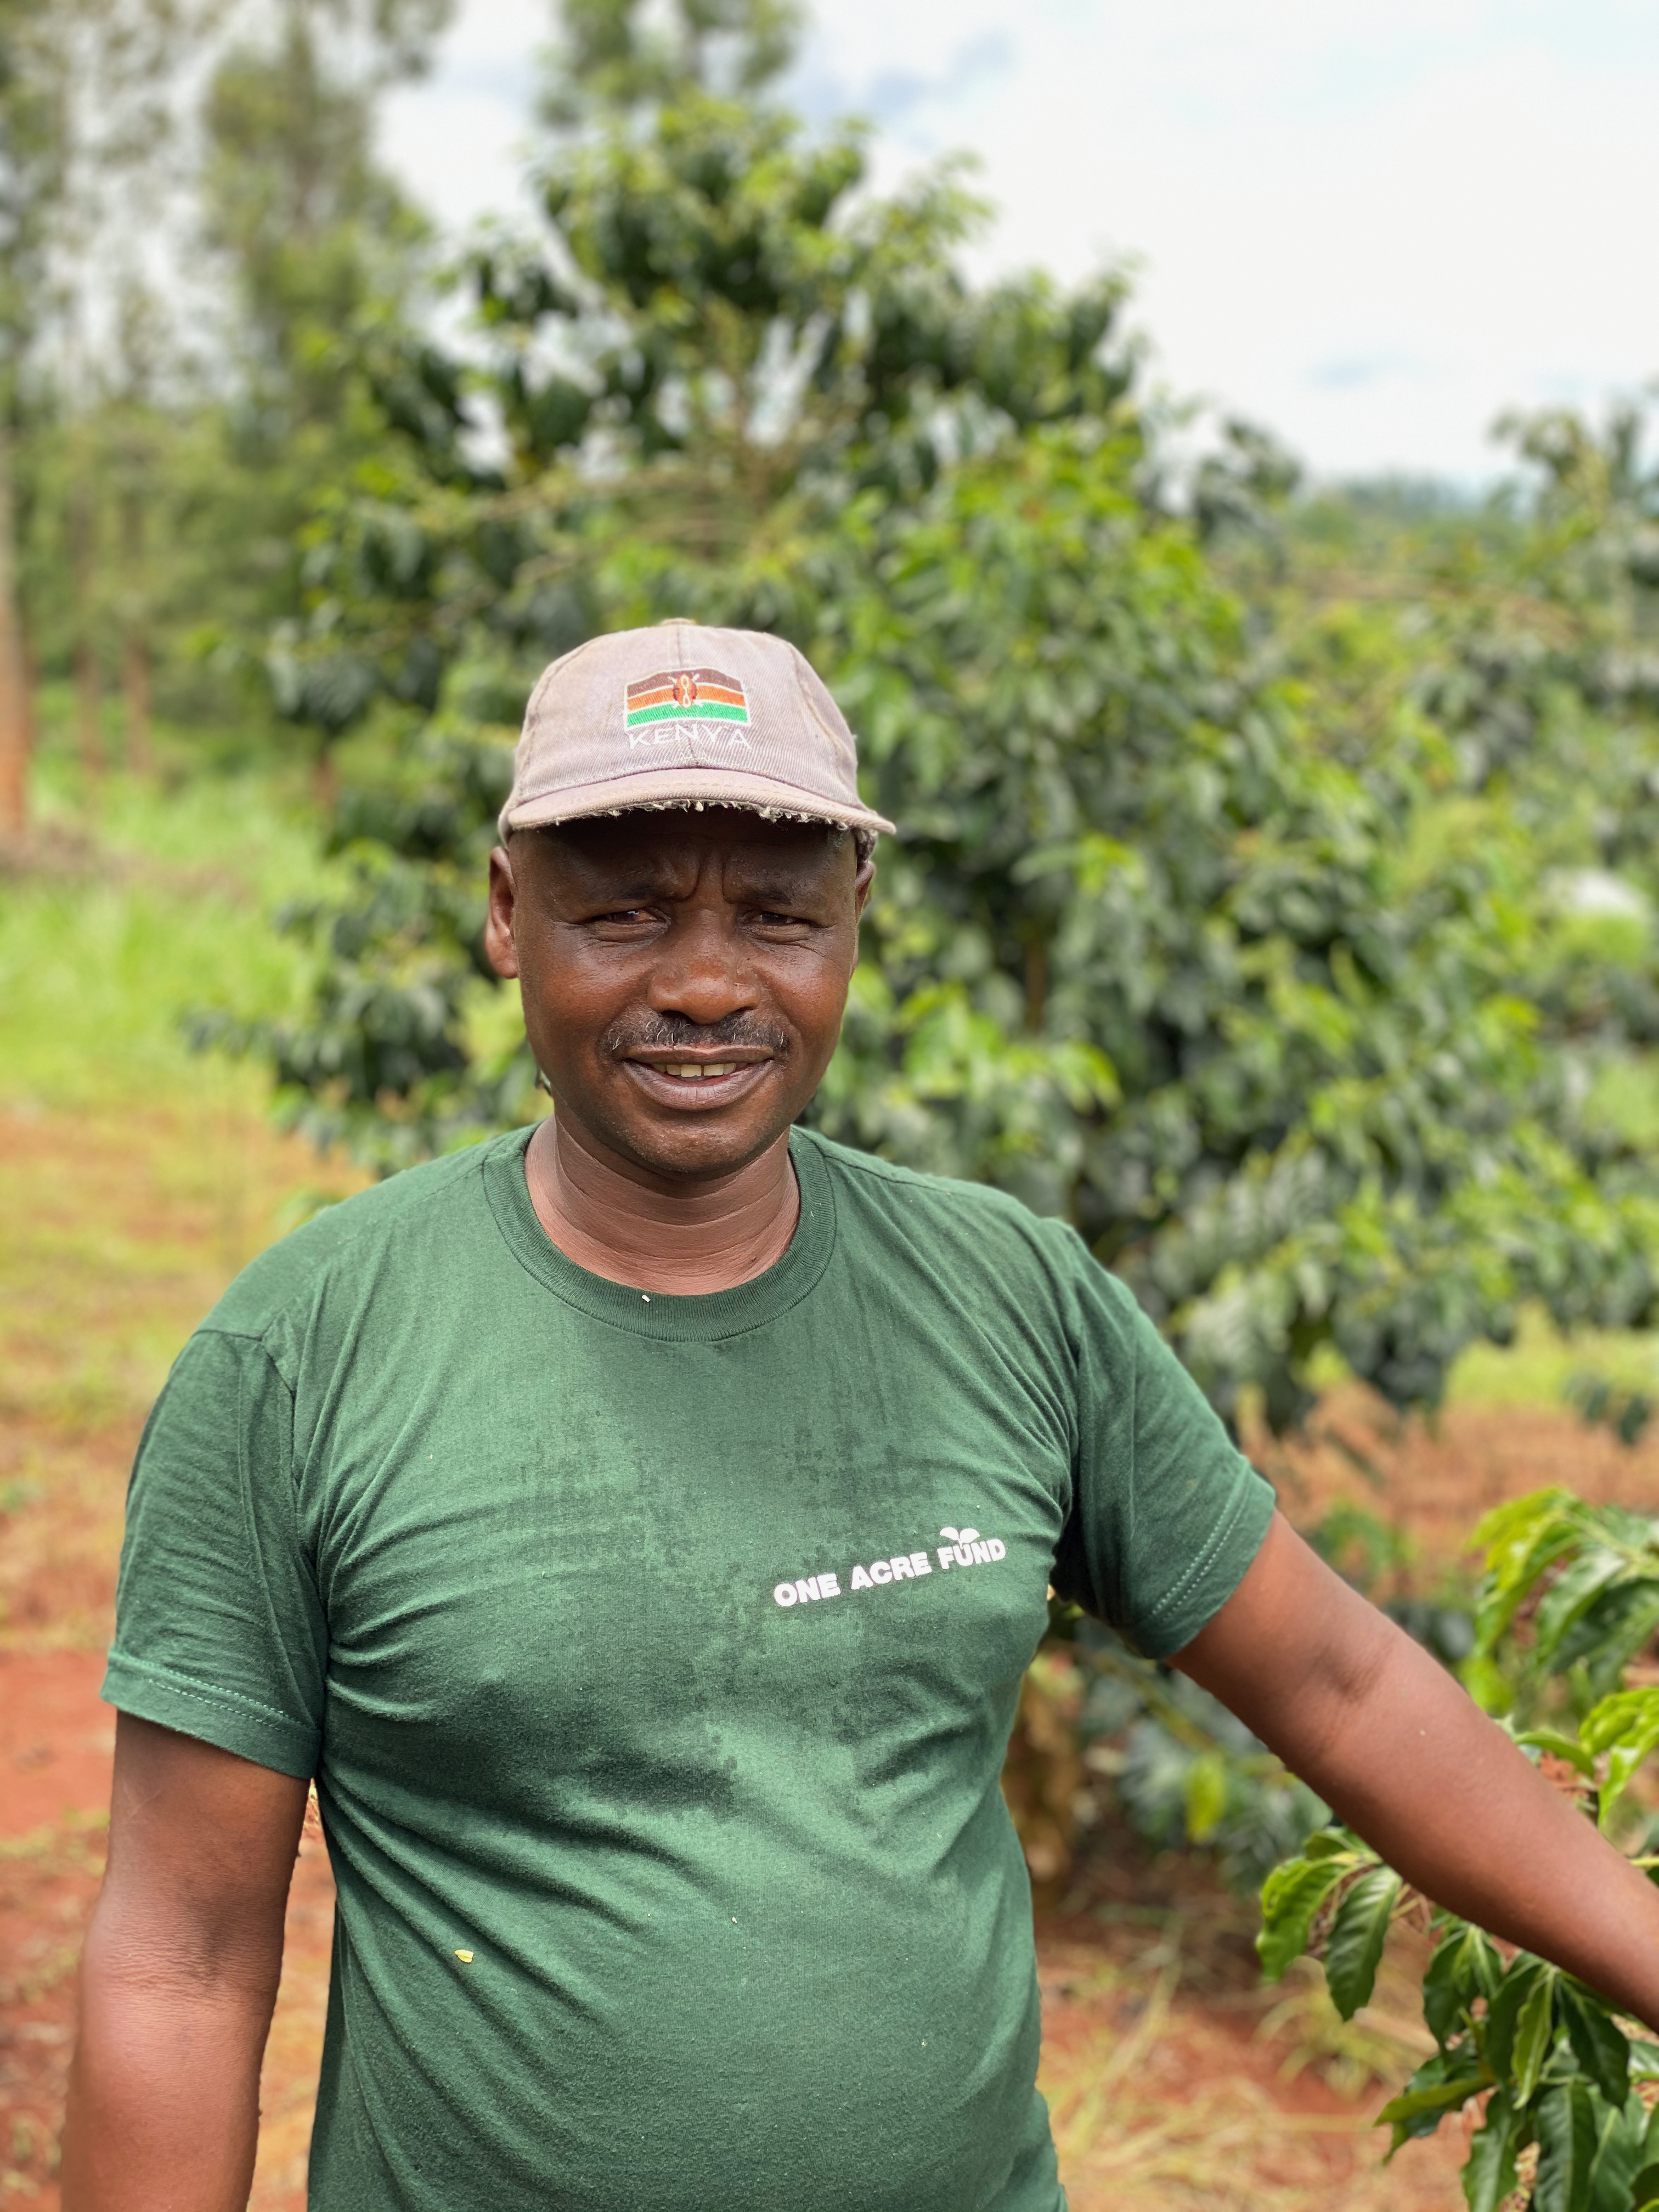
[1460,1653,1514,1716]
[1516,1726,1598,1778]
[1301,1826,1363,1861]
[1378,2057,1489,2152]
[1605,1745,1659,1833]
[1559,1585,1659,1701]
[1463,2090,1520,2212]
[1480,1523,1582,1644]
[1533,1550,1629,1667]
[1630,2163,1659,2212]
[1559,1982,1630,2108]
[1584,2094,1646,2212]
[1472,1488,1572,1562]
[1532,2079,1597,2212]
[1423,1920,1502,2045]
[1323,1864,1402,2021]
[1511,1970,1561,2107]
[1183,1751,1229,1844]
[1485,1956,1549,2082]
[1472,1494,1581,1649]
[1256,1854,1347,1982]
[1579,1688,1659,1830]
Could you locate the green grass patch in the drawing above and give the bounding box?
[1447,1308,1659,1413]
[1293,1311,1657,1418]
[0,755,340,1114]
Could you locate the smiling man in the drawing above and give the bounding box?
[64,624,1659,2211]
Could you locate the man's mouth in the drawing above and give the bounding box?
[619,1049,778,1109]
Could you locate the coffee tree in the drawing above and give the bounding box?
[232,7,1139,1156]
[1261,1488,1659,2212]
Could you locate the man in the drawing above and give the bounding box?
[63,623,1659,2210]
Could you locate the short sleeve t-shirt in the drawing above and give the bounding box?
[105,1125,1274,2212]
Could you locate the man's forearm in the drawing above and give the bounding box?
[1223,1606,1659,2028]
[61,1915,279,2212]
[1178,1516,1659,2032]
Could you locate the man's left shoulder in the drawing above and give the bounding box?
[798,1127,1106,1299]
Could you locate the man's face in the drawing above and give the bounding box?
[485,811,873,1183]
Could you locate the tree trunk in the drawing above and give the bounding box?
[123,633,151,774]
[120,486,153,774]
[76,642,103,778]
[0,430,32,840]
[72,476,103,779]
[22,626,38,764]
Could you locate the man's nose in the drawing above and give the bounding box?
[646,910,757,1023]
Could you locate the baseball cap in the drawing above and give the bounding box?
[498,620,895,843]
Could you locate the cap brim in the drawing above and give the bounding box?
[501,766,895,840]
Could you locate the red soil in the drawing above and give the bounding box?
[2,1654,113,1842]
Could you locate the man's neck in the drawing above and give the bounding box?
[522,1112,800,1295]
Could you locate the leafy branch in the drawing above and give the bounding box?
[1259,1488,1659,2212]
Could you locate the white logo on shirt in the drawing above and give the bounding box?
[771,1526,1007,1609]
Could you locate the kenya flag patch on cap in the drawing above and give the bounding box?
[624,667,750,746]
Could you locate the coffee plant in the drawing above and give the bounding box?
[1259,1488,1659,2212]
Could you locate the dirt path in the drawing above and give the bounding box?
[0,1648,332,2210]
[0,1100,362,2208]
[9,1096,1654,2207]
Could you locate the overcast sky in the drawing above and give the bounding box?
[380,0,1659,484]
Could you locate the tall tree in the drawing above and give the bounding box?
[191,0,451,788]
[202,0,449,431]
[543,0,804,118]
[0,2,66,835]
[0,0,205,827]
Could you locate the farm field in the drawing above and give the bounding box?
[4,777,1657,2209]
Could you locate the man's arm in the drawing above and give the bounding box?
[1176,1511,1659,2031]
[61,1714,310,2212]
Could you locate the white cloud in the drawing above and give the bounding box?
[380,0,548,235]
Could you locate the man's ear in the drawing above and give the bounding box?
[853,857,876,923]
[484,846,520,979]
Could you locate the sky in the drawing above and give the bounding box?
[380,0,1659,485]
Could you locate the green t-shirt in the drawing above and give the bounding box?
[105,1125,1273,2212]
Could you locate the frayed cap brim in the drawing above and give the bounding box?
[499,768,894,844]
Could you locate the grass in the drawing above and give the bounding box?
[0,744,367,1652]
[1448,1308,1659,1410]
[1,748,343,1117]
[1299,1310,1659,1421]
[1035,1907,1459,2212]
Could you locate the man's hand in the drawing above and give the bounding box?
[61,1714,309,2212]
[1176,1511,1659,2032]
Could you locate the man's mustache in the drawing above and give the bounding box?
[599,1013,794,1057]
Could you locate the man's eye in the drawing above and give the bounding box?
[599,909,653,924]
[756,910,805,927]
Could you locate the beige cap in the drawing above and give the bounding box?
[498,621,895,842]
